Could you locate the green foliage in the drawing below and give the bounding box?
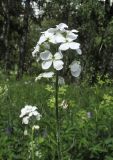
[0,76,113,159]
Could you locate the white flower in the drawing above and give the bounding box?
[32,44,40,57]
[41,29,66,44]
[24,129,28,135]
[46,23,68,34]
[69,60,81,77]
[65,30,78,42]
[46,28,57,34]
[38,31,54,45]
[59,42,80,51]
[40,24,67,44]
[35,72,54,81]
[22,116,29,124]
[53,32,66,43]
[32,125,40,130]
[71,29,79,33]
[58,29,80,51]
[58,76,65,85]
[40,50,64,70]
[60,100,68,109]
[20,105,37,118]
[32,23,82,78]
[38,28,56,45]
[56,23,68,31]
[20,105,41,125]
[36,112,42,121]
[76,48,82,55]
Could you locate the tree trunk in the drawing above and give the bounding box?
[2,0,10,73]
[17,0,30,79]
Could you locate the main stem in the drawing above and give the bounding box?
[55,71,61,160]
[31,128,34,160]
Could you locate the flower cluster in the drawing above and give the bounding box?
[32,23,81,78]
[20,105,41,124]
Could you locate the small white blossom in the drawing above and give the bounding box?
[35,72,54,81]
[22,116,29,124]
[65,30,78,42]
[20,105,41,125]
[20,105,37,118]
[24,129,28,135]
[56,23,68,31]
[32,125,40,130]
[76,48,82,55]
[69,60,81,77]
[58,76,65,85]
[32,44,40,57]
[40,50,64,70]
[38,31,54,45]
[59,42,80,51]
[60,100,68,109]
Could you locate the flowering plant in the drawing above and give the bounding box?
[20,105,41,160]
[31,23,82,160]
[32,23,82,79]
[20,23,82,160]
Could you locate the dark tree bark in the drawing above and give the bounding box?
[17,0,30,79]
[2,0,11,73]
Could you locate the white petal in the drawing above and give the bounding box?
[69,61,81,77]
[24,129,28,135]
[47,28,57,33]
[40,50,52,60]
[32,44,40,57]
[35,72,54,81]
[32,111,38,116]
[29,112,33,117]
[54,51,63,60]
[53,60,64,70]
[33,125,40,130]
[58,76,65,85]
[76,48,82,55]
[69,42,80,50]
[38,34,47,45]
[42,60,52,70]
[49,35,57,44]
[71,70,81,77]
[55,33,66,43]
[56,23,68,30]
[59,43,70,51]
[22,116,29,124]
[42,72,54,78]
[71,29,79,33]
[66,32,78,42]
[35,73,43,81]
[44,31,54,38]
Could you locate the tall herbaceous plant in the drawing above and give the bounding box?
[20,23,82,160]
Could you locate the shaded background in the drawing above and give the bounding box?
[0,0,113,82]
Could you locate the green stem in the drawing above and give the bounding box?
[55,71,61,160]
[31,128,34,160]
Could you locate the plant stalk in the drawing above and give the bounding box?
[55,71,61,160]
[31,128,34,160]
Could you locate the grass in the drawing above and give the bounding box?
[0,76,113,159]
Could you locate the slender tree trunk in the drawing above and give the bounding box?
[17,0,30,79]
[2,0,10,73]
